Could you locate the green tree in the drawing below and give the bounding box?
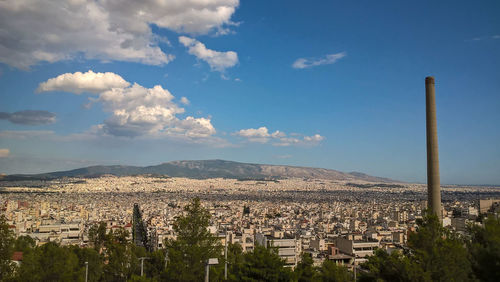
[359,249,426,282]
[102,228,140,282]
[226,243,245,281]
[318,260,353,282]
[295,252,318,282]
[468,215,500,281]
[144,249,168,281]
[408,213,474,281]
[164,198,223,281]
[13,235,36,253]
[360,212,474,282]
[69,245,104,282]
[88,222,108,251]
[17,242,83,282]
[0,215,16,281]
[236,244,292,282]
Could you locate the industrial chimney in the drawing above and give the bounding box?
[425,76,442,220]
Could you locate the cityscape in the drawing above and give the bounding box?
[1,0,500,281]
[1,173,500,279]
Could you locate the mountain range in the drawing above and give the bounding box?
[1,159,395,182]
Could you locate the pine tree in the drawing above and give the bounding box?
[164,197,223,281]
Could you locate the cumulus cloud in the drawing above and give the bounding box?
[273,134,324,147]
[234,127,275,143]
[292,52,346,69]
[180,97,190,105]
[304,134,324,142]
[37,70,130,94]
[97,84,183,137]
[234,127,324,146]
[0,110,56,125]
[179,36,238,72]
[0,149,9,158]
[0,0,239,69]
[39,71,217,140]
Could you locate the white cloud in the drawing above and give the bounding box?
[234,127,272,143]
[179,36,238,72]
[234,127,324,146]
[0,0,239,69]
[39,71,217,140]
[274,134,324,146]
[37,70,130,94]
[168,116,216,138]
[180,97,190,105]
[292,52,346,69]
[0,149,9,158]
[304,134,324,142]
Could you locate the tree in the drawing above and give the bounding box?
[17,242,83,282]
[318,260,353,282]
[294,252,318,282]
[468,215,500,281]
[88,222,108,251]
[0,215,16,281]
[69,245,104,282]
[226,243,245,281]
[164,197,223,281]
[13,235,36,253]
[236,244,292,282]
[102,228,140,282]
[359,249,426,282]
[408,213,474,281]
[360,212,474,282]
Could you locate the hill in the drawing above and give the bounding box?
[2,159,395,182]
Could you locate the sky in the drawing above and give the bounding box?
[0,0,499,185]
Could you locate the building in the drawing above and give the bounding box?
[256,233,299,268]
[479,198,500,214]
[335,236,379,265]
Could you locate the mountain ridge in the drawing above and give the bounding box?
[1,159,396,183]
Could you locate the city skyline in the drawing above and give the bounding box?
[1,0,500,185]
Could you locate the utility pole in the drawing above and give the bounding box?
[224,230,228,280]
[205,263,210,282]
[85,261,88,282]
[353,256,356,281]
[205,258,219,282]
[164,250,169,269]
[139,257,149,277]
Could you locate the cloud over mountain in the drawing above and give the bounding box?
[234,126,324,146]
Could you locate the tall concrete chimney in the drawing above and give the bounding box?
[425,76,442,220]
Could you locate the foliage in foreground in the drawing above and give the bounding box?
[1,206,500,281]
[359,213,500,282]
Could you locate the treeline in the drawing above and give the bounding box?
[360,214,500,282]
[1,198,499,282]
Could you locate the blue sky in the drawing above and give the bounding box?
[0,0,499,184]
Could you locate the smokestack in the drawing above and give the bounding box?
[425,76,442,220]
